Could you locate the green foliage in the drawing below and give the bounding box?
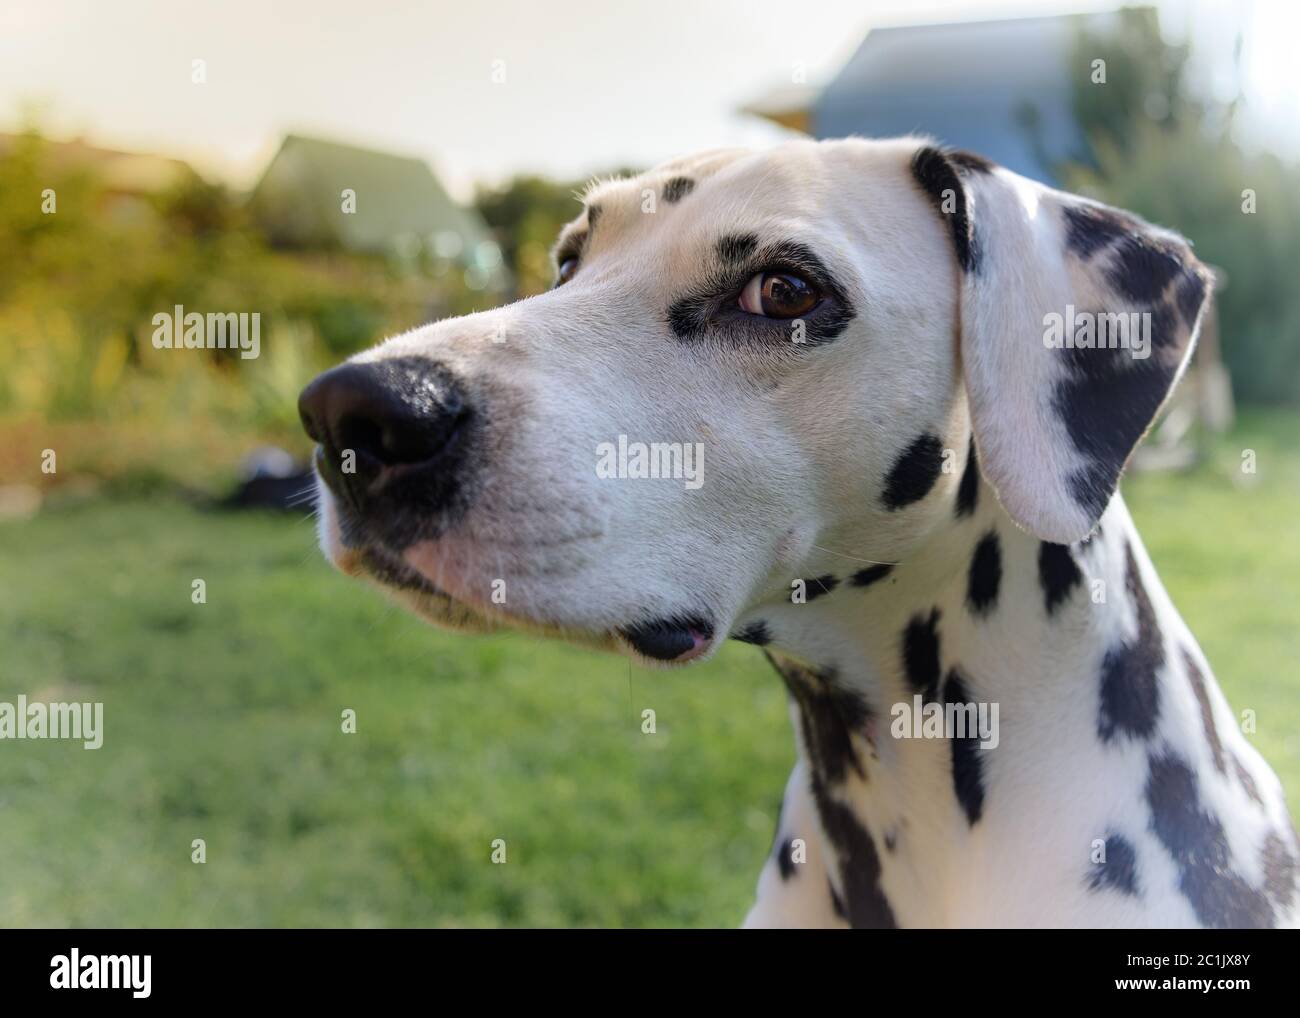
[1061,9,1300,405]
[475,168,639,296]
[0,126,491,446]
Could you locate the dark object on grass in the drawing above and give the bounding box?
[221,446,316,513]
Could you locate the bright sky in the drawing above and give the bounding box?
[1,0,1295,197]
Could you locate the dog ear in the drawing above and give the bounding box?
[911,145,1213,544]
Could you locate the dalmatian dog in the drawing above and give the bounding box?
[298,137,1298,928]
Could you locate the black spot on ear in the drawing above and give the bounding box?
[1106,234,1185,304]
[942,669,985,826]
[1146,751,1276,928]
[716,232,758,264]
[1062,203,1136,259]
[733,620,771,646]
[1176,267,1209,328]
[882,432,944,510]
[1065,461,1120,528]
[1097,543,1164,743]
[586,204,602,231]
[776,837,798,880]
[1038,541,1082,616]
[902,608,942,702]
[1261,830,1298,909]
[661,176,695,204]
[803,574,840,603]
[1087,833,1140,897]
[1147,300,1183,355]
[948,149,994,174]
[966,531,1001,618]
[955,437,979,518]
[910,146,979,273]
[1182,647,1225,776]
[1057,353,1178,531]
[1230,752,1264,807]
[851,563,894,588]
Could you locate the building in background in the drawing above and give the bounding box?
[743,11,1128,185]
[248,133,508,292]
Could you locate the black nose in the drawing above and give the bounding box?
[298,357,472,519]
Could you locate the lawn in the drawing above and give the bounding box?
[0,410,1297,927]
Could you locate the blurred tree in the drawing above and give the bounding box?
[474,168,639,296]
[1061,8,1300,405]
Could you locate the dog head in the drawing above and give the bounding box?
[299,137,1210,665]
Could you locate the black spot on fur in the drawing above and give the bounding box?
[948,149,994,174]
[1056,350,1178,526]
[1231,751,1264,807]
[716,232,758,264]
[884,829,898,853]
[661,176,695,204]
[776,837,798,880]
[1106,234,1185,304]
[955,437,979,518]
[733,620,771,646]
[1176,267,1209,328]
[966,531,1001,618]
[1097,543,1164,743]
[1062,202,1134,259]
[901,608,942,702]
[1088,833,1141,897]
[943,669,985,826]
[767,655,895,927]
[882,432,944,510]
[1146,751,1275,928]
[851,563,894,588]
[803,574,840,603]
[767,656,869,785]
[910,146,979,273]
[829,881,847,921]
[585,204,602,231]
[1182,647,1225,775]
[1261,830,1298,909]
[812,785,897,928]
[1038,541,1082,616]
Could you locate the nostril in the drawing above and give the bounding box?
[298,358,473,473]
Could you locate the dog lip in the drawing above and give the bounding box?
[618,616,715,662]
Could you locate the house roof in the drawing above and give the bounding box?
[249,134,500,268]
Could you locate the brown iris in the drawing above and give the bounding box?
[739,271,820,319]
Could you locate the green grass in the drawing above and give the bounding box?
[1,410,1297,927]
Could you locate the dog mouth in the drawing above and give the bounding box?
[319,489,717,665]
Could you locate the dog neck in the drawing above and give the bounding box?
[736,468,1172,924]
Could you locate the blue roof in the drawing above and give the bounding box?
[814,13,1113,184]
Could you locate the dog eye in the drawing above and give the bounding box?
[556,257,580,286]
[738,271,820,319]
